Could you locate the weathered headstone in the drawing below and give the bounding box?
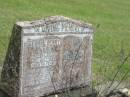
[0,16,94,97]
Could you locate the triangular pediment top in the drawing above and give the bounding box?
[16,16,93,34]
[17,16,92,29]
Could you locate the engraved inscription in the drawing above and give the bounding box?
[23,21,93,34]
[22,35,88,94]
[22,36,61,94]
[32,22,91,33]
[62,36,85,86]
[23,36,61,68]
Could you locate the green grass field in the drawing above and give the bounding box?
[0,0,130,80]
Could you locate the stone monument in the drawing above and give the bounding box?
[0,16,94,97]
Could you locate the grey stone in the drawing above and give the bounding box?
[0,16,94,97]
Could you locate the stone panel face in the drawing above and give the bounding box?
[0,16,93,97]
[21,36,61,95]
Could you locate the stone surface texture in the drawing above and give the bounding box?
[0,16,93,97]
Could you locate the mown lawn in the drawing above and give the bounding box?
[0,0,130,79]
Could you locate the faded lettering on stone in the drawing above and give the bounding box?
[22,36,61,94]
[23,22,92,34]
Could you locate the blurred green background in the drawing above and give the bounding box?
[0,0,130,82]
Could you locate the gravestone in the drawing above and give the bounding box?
[0,16,94,97]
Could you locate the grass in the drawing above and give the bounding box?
[0,0,130,82]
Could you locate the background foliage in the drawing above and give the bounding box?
[0,0,130,84]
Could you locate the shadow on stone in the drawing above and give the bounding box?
[0,89,10,97]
